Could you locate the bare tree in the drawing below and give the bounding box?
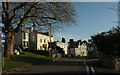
[1,2,75,58]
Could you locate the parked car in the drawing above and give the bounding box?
[13,49,20,55]
[68,54,71,57]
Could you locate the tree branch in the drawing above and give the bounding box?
[33,18,46,26]
[25,16,56,20]
[12,3,36,35]
[11,2,27,12]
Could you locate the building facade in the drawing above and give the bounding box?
[69,48,79,56]
[29,31,54,51]
[68,39,87,57]
[14,27,54,51]
[78,43,87,56]
[56,41,69,55]
[14,27,30,50]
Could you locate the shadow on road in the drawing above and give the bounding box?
[2,71,120,75]
[86,60,112,69]
[41,61,85,66]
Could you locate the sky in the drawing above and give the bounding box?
[53,2,118,42]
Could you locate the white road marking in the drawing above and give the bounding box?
[84,58,96,75]
[84,58,86,65]
[84,58,89,75]
[86,65,89,75]
[75,62,78,65]
[91,66,95,75]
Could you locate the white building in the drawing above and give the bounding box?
[69,40,87,57]
[29,30,54,51]
[56,41,69,55]
[78,43,87,56]
[14,27,54,51]
[14,27,30,50]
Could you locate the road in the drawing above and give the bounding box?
[2,57,120,75]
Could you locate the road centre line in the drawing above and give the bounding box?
[84,58,96,75]
[86,65,89,75]
[84,58,89,75]
[91,66,96,75]
[75,62,78,65]
[84,58,86,65]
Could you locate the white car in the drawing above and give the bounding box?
[68,54,71,57]
[13,49,20,55]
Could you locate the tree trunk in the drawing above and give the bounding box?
[4,33,15,58]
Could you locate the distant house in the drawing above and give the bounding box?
[68,39,87,57]
[29,29,54,51]
[49,40,69,55]
[79,42,87,56]
[56,41,69,55]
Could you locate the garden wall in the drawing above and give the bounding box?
[98,52,120,71]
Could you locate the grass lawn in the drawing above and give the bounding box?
[2,52,53,71]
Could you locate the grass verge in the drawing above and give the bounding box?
[2,52,53,71]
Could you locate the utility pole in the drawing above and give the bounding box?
[48,22,57,51]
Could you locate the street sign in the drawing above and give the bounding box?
[1,32,5,40]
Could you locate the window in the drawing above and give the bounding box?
[23,33,25,39]
[63,45,64,48]
[82,52,84,55]
[25,33,27,39]
[24,41,25,47]
[60,45,62,47]
[40,39,42,42]
[27,42,29,46]
[44,39,46,43]
[64,46,66,48]
[24,41,28,47]
[40,46,42,50]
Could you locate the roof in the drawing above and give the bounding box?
[69,41,79,48]
[68,40,87,48]
[37,32,49,36]
[33,30,53,37]
[55,41,69,45]
[21,27,31,33]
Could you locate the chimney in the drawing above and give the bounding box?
[30,27,33,32]
[47,32,49,36]
[69,39,73,42]
[78,40,81,43]
[62,38,65,43]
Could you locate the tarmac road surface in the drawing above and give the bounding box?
[2,57,120,75]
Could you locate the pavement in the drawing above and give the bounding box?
[2,57,120,75]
